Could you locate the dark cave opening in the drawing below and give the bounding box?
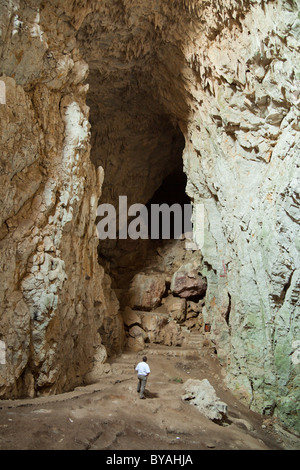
[145,169,192,240]
[148,170,190,208]
[93,118,190,288]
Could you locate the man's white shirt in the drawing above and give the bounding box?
[135,362,150,376]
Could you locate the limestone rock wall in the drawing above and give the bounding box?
[180,0,300,434]
[0,0,123,398]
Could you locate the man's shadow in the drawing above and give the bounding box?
[144,389,159,399]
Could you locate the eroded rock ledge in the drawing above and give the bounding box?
[0,0,299,435]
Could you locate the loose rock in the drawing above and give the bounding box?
[182,378,228,424]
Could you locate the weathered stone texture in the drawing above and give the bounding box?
[171,261,207,299]
[182,378,228,424]
[0,0,299,436]
[128,272,166,310]
[0,0,123,398]
[180,1,300,434]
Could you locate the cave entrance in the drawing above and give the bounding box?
[76,7,193,298]
[145,169,191,241]
[76,9,205,356]
[96,121,189,293]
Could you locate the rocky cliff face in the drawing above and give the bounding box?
[0,0,299,434]
[0,0,124,398]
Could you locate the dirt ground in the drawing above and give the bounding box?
[0,343,299,452]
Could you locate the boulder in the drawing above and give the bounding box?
[138,311,168,343]
[126,335,145,352]
[171,261,206,299]
[122,306,141,327]
[136,312,183,346]
[128,272,166,310]
[128,324,148,341]
[160,320,185,346]
[182,378,228,424]
[162,295,186,323]
[126,324,148,351]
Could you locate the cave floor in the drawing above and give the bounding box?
[0,343,299,451]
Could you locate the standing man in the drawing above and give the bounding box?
[135,356,150,399]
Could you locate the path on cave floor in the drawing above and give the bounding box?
[0,342,299,450]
